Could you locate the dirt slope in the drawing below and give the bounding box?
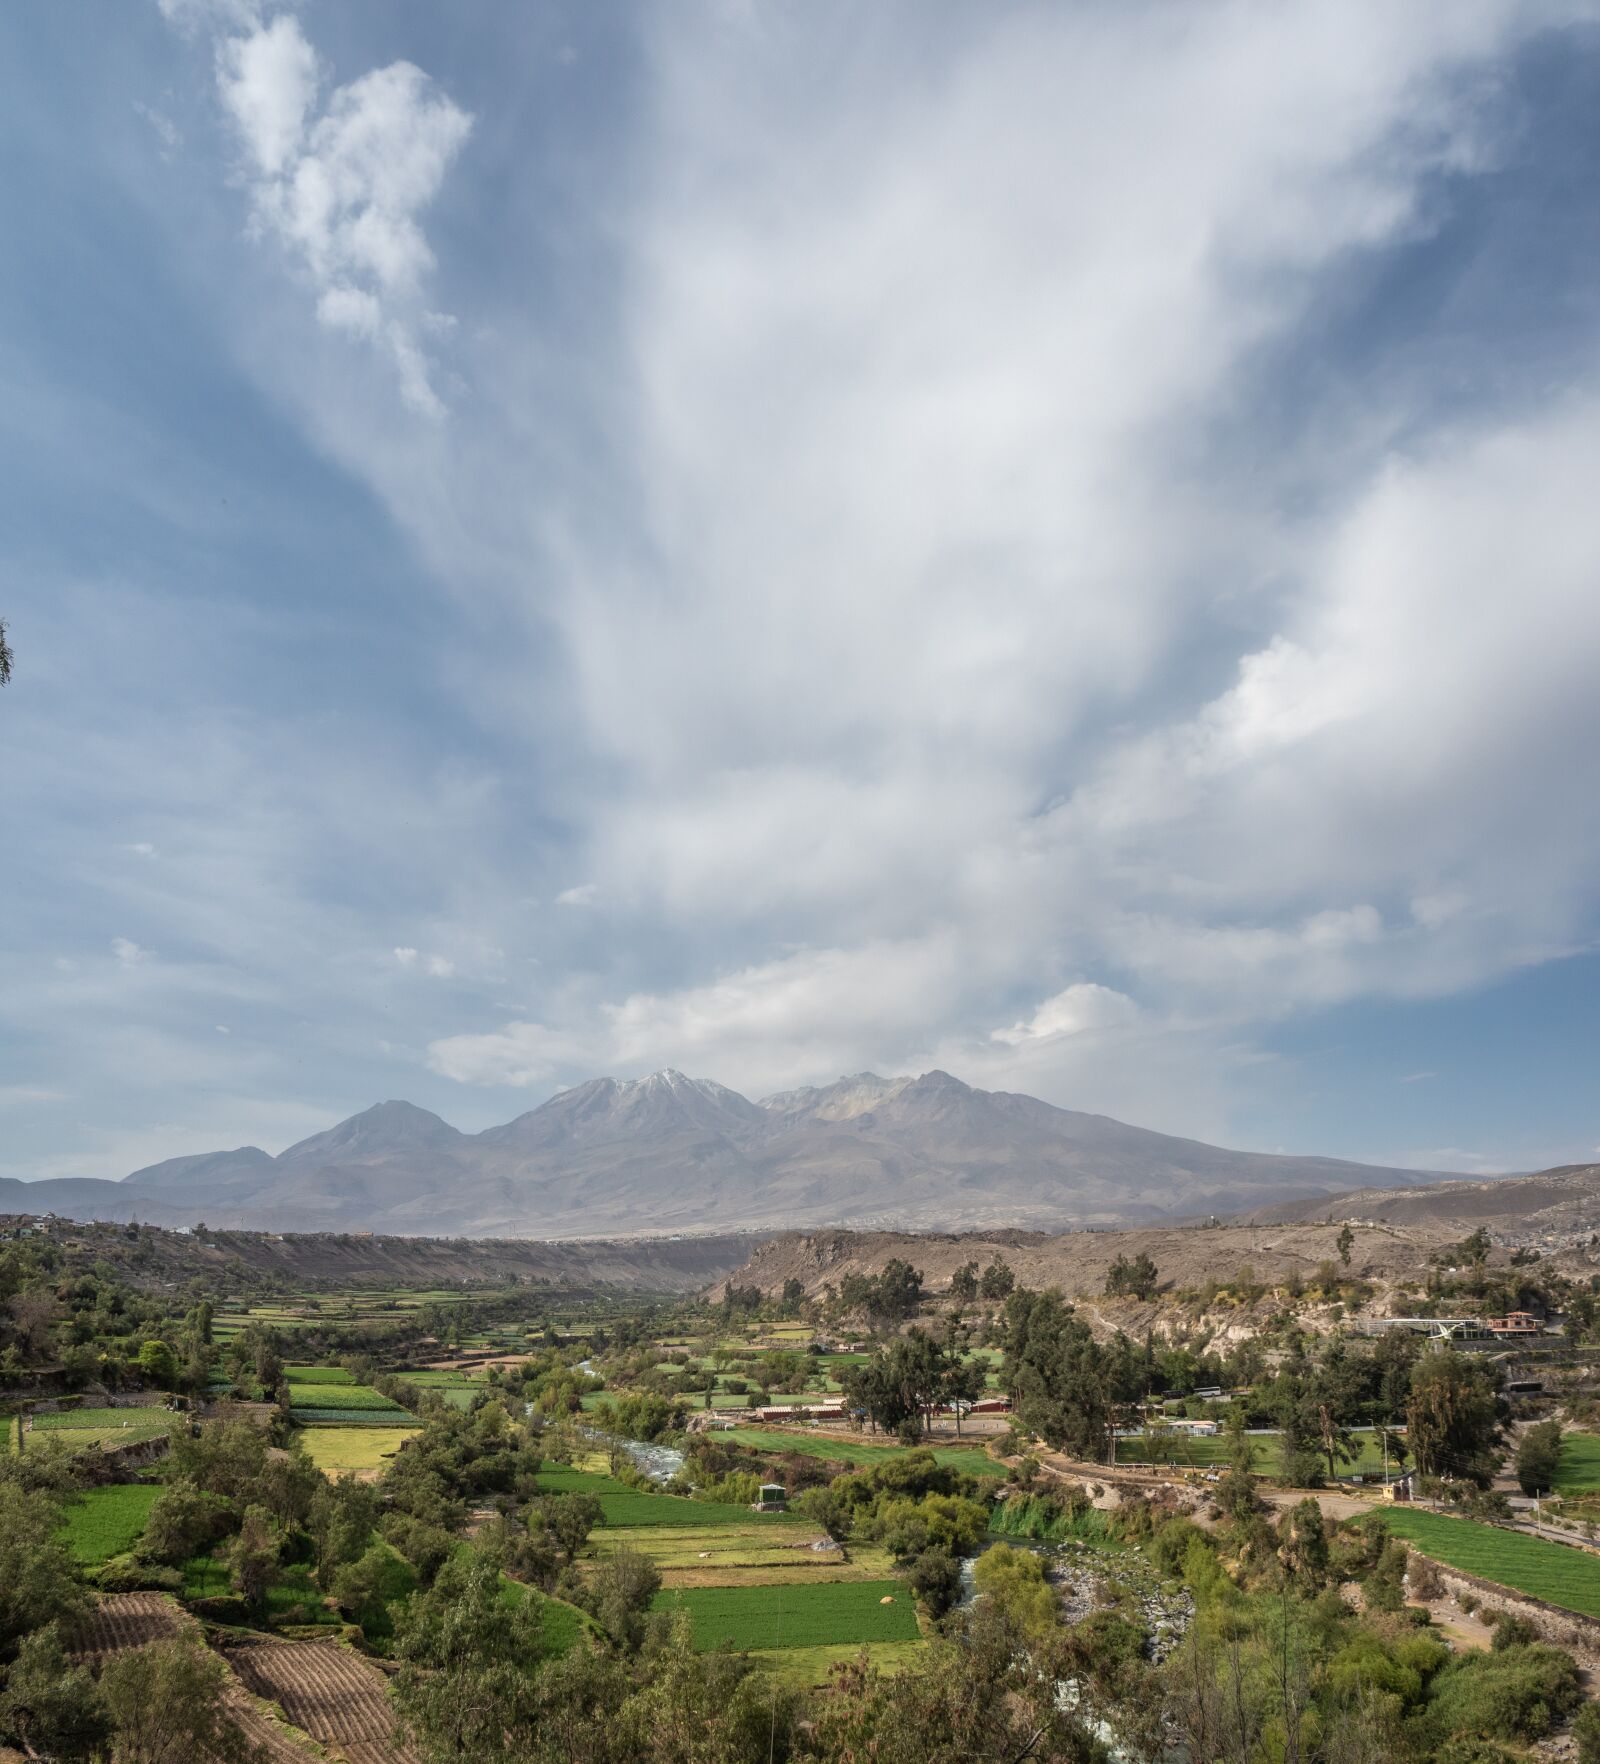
[724,1220,1454,1300]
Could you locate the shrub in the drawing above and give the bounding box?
[1407,1553,1444,1601]
[1425,1642,1582,1743]
[906,1548,963,1619]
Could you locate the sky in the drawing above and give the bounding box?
[2,0,1599,1185]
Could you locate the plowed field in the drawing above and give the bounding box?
[73,1591,184,1663]
[227,1638,416,1763]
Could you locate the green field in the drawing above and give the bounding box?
[1554,1432,1600,1494]
[654,1580,919,1650]
[721,1428,996,1478]
[1109,1429,1396,1478]
[30,1407,177,1433]
[1379,1509,1600,1619]
[285,1383,407,1412]
[536,1462,791,1528]
[297,1425,419,1476]
[285,1365,355,1385]
[60,1484,160,1565]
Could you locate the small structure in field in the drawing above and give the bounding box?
[754,1483,787,1512]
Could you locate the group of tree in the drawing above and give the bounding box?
[838,1332,987,1441]
[947,1257,1015,1304]
[1103,1252,1159,1300]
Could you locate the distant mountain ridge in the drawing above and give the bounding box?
[2,1068,1466,1237]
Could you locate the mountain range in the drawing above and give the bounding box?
[0,1068,1464,1237]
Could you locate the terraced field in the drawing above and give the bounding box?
[536,1460,799,1528]
[60,1482,160,1564]
[721,1428,997,1477]
[297,1425,419,1477]
[28,1405,178,1450]
[73,1591,185,1664]
[1380,1508,1600,1619]
[655,1579,919,1651]
[1554,1431,1600,1495]
[227,1637,418,1764]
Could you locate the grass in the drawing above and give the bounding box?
[721,1428,996,1477]
[653,1579,919,1651]
[30,1407,178,1433]
[283,1384,407,1411]
[60,1484,160,1565]
[284,1366,354,1385]
[296,1425,419,1476]
[535,1461,793,1529]
[748,1639,928,1685]
[1554,1432,1600,1495]
[1109,1429,1396,1478]
[1378,1508,1600,1620]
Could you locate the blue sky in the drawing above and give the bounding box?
[2,0,1598,1183]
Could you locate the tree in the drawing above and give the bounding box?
[779,1276,806,1317]
[870,1259,925,1329]
[1104,1253,1160,1301]
[1337,1224,1355,1267]
[140,1481,233,1567]
[578,1546,661,1651]
[137,1338,179,1390]
[0,1622,109,1760]
[907,1547,964,1620]
[978,1258,1015,1302]
[99,1637,258,1764]
[949,1262,979,1304]
[1516,1420,1563,1497]
[224,1505,281,1614]
[0,619,11,688]
[1002,1289,1141,1460]
[393,1552,559,1758]
[0,1486,89,1656]
[534,1490,600,1565]
[1406,1348,1502,1485]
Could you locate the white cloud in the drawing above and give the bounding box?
[216,12,318,176]
[554,883,597,907]
[121,841,158,857]
[392,945,419,967]
[424,955,455,979]
[112,937,150,966]
[87,2,1600,1164]
[192,9,471,413]
[991,984,1139,1048]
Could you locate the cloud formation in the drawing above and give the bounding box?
[5,2,1600,1181]
[199,9,471,412]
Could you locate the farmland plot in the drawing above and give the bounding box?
[1379,1509,1600,1620]
[73,1595,324,1762]
[298,1426,419,1477]
[60,1483,160,1564]
[228,1637,418,1764]
[654,1579,919,1651]
[73,1591,185,1664]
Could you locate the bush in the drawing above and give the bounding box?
[906,1548,963,1619]
[1572,1699,1600,1764]
[1425,1642,1582,1743]
[94,1554,183,1595]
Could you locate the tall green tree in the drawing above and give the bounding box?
[1406,1348,1502,1485]
[1001,1289,1136,1460]
[99,1637,257,1764]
